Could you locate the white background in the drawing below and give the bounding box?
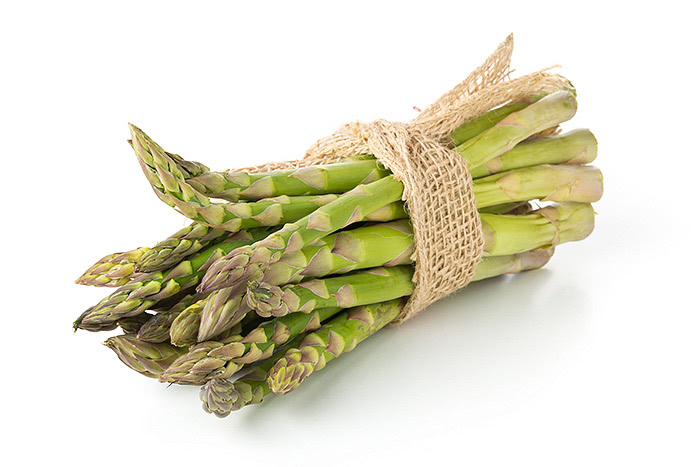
[1,1,698,465]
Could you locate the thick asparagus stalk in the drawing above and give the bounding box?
[473,164,603,208]
[188,160,390,202]
[469,129,597,179]
[75,229,272,330]
[472,248,554,281]
[450,101,532,146]
[481,203,594,256]
[161,307,341,384]
[104,335,188,379]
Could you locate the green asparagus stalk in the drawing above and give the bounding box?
[469,129,597,179]
[136,222,229,273]
[104,335,188,379]
[266,299,405,395]
[169,299,208,347]
[117,314,154,334]
[473,164,603,208]
[136,310,180,343]
[246,266,415,318]
[481,203,594,256]
[450,101,533,146]
[472,248,554,281]
[76,248,149,287]
[188,160,390,202]
[74,229,273,330]
[161,307,341,384]
[455,91,578,170]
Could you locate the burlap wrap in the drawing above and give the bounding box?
[238,35,569,323]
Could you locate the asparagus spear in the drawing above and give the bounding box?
[469,129,597,179]
[472,248,554,281]
[104,335,188,379]
[75,229,273,330]
[450,101,532,146]
[161,307,341,384]
[266,298,405,395]
[188,160,390,202]
[117,314,154,334]
[246,266,415,318]
[473,164,603,208]
[136,222,229,273]
[481,203,595,256]
[76,248,149,287]
[136,310,180,343]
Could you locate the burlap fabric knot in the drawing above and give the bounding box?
[240,35,569,323]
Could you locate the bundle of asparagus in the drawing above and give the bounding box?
[73,62,602,417]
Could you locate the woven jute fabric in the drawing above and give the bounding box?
[239,35,569,323]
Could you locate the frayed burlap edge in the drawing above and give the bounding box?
[236,35,570,323]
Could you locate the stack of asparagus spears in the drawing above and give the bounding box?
[73,89,602,417]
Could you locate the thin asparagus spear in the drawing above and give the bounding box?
[76,248,149,287]
[266,298,405,395]
[104,335,188,379]
[247,266,415,318]
[161,307,341,384]
[136,222,229,273]
[188,160,390,202]
[136,310,180,343]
